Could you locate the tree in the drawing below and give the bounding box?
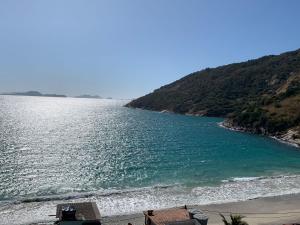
[220,214,249,225]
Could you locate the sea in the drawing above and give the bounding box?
[1,95,300,225]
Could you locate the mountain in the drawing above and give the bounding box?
[126,49,300,146]
[2,91,66,97]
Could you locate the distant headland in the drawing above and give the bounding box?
[0,91,115,100]
[1,91,66,97]
[75,94,102,99]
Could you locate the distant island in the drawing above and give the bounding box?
[1,91,114,100]
[126,48,300,147]
[1,91,66,98]
[75,94,102,99]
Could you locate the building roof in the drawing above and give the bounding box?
[143,208,190,225]
[56,202,101,221]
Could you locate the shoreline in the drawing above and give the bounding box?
[218,121,300,149]
[102,193,300,225]
[129,107,300,149]
[5,172,300,225]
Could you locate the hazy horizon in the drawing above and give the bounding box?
[0,0,300,99]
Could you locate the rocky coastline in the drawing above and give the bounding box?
[219,120,300,148]
[129,107,300,148]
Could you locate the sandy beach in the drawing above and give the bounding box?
[101,193,300,225]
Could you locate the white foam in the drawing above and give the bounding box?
[2,175,300,225]
[232,177,260,181]
[222,176,263,183]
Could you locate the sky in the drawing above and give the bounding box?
[0,0,300,99]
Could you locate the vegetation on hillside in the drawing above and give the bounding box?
[126,49,300,137]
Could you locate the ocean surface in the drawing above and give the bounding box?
[1,95,300,225]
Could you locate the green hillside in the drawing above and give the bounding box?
[126,49,300,144]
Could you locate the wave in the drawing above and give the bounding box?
[222,176,262,182]
[2,175,300,225]
[222,174,299,183]
[3,175,300,206]
[6,183,178,205]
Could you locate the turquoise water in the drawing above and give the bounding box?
[1,95,300,224]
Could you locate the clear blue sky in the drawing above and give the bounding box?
[0,0,300,99]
